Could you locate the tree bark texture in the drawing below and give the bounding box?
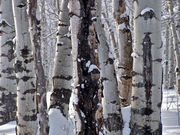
[176,0,180,40]
[130,0,162,135]
[163,26,169,89]
[12,0,38,134]
[96,1,123,135]
[168,30,175,89]
[49,0,74,134]
[27,0,49,135]
[113,0,133,106]
[0,0,16,125]
[69,0,100,134]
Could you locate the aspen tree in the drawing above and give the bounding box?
[0,0,16,124]
[163,26,169,89]
[113,0,133,106]
[27,0,49,134]
[168,30,175,89]
[130,0,162,134]
[69,0,100,134]
[96,0,123,134]
[12,0,38,134]
[48,0,74,134]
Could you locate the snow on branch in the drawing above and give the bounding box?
[140,7,154,15]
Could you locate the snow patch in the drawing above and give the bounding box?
[47,91,52,109]
[91,17,97,21]
[0,121,16,135]
[70,89,79,105]
[173,6,179,13]
[64,32,71,38]
[118,23,126,30]
[88,64,98,73]
[48,108,75,135]
[81,83,85,89]
[122,106,131,135]
[140,7,154,15]
[131,52,139,58]
[86,60,91,67]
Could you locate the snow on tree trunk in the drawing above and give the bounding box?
[167,0,180,93]
[48,0,74,134]
[130,1,162,134]
[113,0,133,106]
[168,30,175,89]
[0,0,16,125]
[96,1,123,135]
[12,0,38,134]
[69,0,100,134]
[163,26,169,89]
[27,0,49,135]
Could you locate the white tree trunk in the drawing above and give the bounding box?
[49,0,74,134]
[176,0,180,40]
[96,1,123,135]
[167,0,180,93]
[168,30,175,89]
[130,0,162,134]
[68,1,84,134]
[0,0,16,124]
[113,0,133,106]
[39,0,50,90]
[27,0,49,135]
[163,26,169,89]
[12,0,38,134]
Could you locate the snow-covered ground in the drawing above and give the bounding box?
[162,89,180,135]
[0,121,16,135]
[0,89,180,135]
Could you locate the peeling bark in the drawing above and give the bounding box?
[113,0,133,106]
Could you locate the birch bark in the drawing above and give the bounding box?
[12,0,38,134]
[176,0,180,40]
[27,0,49,134]
[113,0,133,106]
[49,0,73,134]
[163,26,169,89]
[168,30,175,89]
[0,0,16,124]
[130,0,162,134]
[96,1,123,134]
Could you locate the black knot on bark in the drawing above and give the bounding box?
[21,46,30,58]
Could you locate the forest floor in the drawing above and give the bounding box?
[0,89,180,135]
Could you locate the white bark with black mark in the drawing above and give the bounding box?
[96,1,123,135]
[0,0,16,125]
[130,0,162,134]
[12,0,38,134]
